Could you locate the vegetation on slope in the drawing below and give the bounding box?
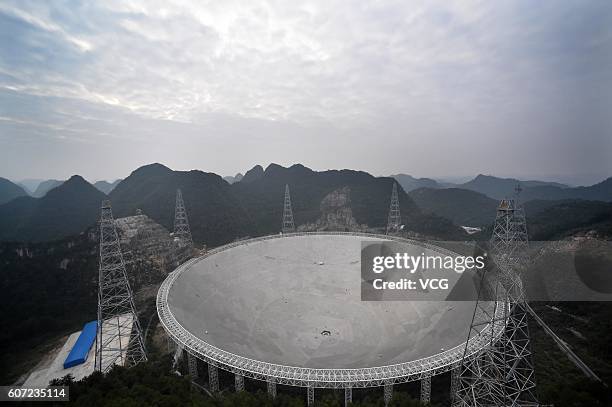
[408,187,498,227]
[0,235,98,383]
[0,176,105,242]
[526,200,612,240]
[531,302,612,406]
[0,163,466,245]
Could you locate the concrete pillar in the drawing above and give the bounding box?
[208,364,219,392]
[187,352,198,378]
[235,373,244,392]
[267,378,276,399]
[307,386,315,406]
[384,382,393,406]
[344,386,352,406]
[420,375,431,403]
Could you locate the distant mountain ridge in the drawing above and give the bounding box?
[520,177,612,202]
[526,200,612,240]
[33,179,64,198]
[409,187,498,226]
[0,163,464,244]
[391,174,441,192]
[0,177,28,205]
[109,163,250,246]
[2,164,609,244]
[0,175,105,241]
[223,173,244,184]
[454,174,612,203]
[17,178,45,195]
[93,179,122,194]
[409,185,612,240]
[230,163,462,239]
[241,165,264,183]
[459,174,568,200]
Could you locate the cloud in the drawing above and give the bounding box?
[0,0,610,181]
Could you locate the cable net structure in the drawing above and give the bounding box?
[282,184,296,233]
[454,189,538,406]
[95,200,147,373]
[386,182,401,234]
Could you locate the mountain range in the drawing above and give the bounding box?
[408,186,612,240]
[0,177,28,205]
[0,176,105,242]
[394,173,612,202]
[16,178,45,195]
[93,179,122,194]
[229,163,460,239]
[0,163,463,244]
[109,163,251,246]
[390,174,441,192]
[409,187,499,226]
[457,174,568,200]
[223,173,243,184]
[1,165,611,244]
[32,179,64,198]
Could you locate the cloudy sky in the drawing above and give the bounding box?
[0,0,611,184]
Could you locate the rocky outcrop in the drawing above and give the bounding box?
[299,186,368,232]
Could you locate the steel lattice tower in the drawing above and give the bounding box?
[174,189,193,247]
[95,200,147,373]
[282,184,296,233]
[386,182,401,234]
[454,186,538,406]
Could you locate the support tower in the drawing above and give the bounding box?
[386,182,401,234]
[454,186,538,406]
[282,184,296,233]
[95,200,147,373]
[174,189,193,247]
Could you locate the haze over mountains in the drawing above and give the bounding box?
[408,184,612,240]
[395,172,612,232]
[93,179,122,194]
[223,173,243,184]
[0,176,105,241]
[0,177,28,205]
[32,179,64,198]
[0,163,462,244]
[409,188,500,227]
[0,165,611,244]
[392,173,581,200]
[389,174,441,192]
[110,163,463,245]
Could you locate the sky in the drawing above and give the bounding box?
[0,0,611,185]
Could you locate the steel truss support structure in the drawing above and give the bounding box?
[267,378,277,398]
[450,367,460,405]
[383,382,393,406]
[187,352,199,378]
[95,200,147,373]
[454,189,538,406]
[282,184,296,233]
[344,386,352,406]
[307,386,315,406]
[386,182,401,234]
[420,375,431,403]
[174,189,193,247]
[208,363,219,392]
[235,374,245,392]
